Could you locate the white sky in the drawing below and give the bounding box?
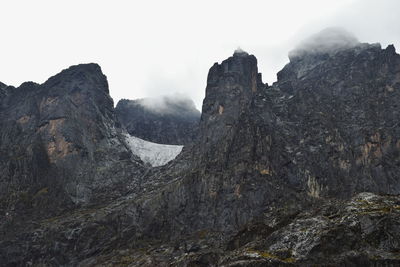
[1,0,399,109]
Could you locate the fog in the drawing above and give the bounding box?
[0,0,399,109]
[138,94,199,116]
[289,27,359,59]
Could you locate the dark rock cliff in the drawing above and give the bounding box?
[116,96,200,145]
[1,31,400,266]
[0,64,145,223]
[274,42,400,197]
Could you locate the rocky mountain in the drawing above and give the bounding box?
[0,64,145,222]
[116,96,200,145]
[1,29,400,266]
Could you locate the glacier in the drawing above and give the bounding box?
[124,133,183,167]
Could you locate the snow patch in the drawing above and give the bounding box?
[124,133,183,167]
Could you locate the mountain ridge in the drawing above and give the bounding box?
[1,34,400,266]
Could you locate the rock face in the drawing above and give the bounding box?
[0,64,145,222]
[1,30,400,266]
[275,42,400,198]
[116,96,200,145]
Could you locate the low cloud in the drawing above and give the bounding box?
[138,93,200,117]
[289,27,360,59]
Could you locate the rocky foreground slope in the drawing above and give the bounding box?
[1,29,400,266]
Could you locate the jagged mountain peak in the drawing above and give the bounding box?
[206,50,258,90]
[0,63,143,214]
[233,47,249,57]
[385,43,397,54]
[51,62,103,75]
[45,63,103,79]
[43,63,109,94]
[276,37,397,91]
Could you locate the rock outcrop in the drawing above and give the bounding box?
[1,29,400,266]
[116,96,200,145]
[275,41,400,198]
[0,64,145,223]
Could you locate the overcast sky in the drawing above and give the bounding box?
[1,0,399,109]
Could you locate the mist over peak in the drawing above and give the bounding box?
[116,94,200,145]
[289,27,360,60]
[233,47,249,56]
[138,94,200,117]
